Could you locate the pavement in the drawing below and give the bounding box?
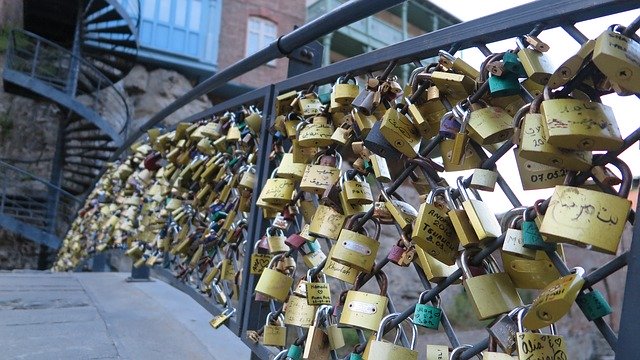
[0,271,251,360]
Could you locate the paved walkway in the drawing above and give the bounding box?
[0,271,250,360]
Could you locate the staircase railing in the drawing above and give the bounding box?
[5,29,130,136]
[0,161,81,240]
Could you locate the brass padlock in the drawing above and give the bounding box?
[523,267,585,330]
[308,204,346,240]
[254,255,294,302]
[466,101,514,145]
[516,37,554,85]
[299,150,342,196]
[262,312,287,347]
[276,152,306,180]
[516,101,592,171]
[303,306,332,360]
[257,168,295,207]
[332,214,381,273]
[439,138,482,172]
[284,292,316,327]
[364,313,419,360]
[333,76,360,104]
[501,250,561,289]
[469,168,499,192]
[457,177,502,242]
[305,270,332,306]
[266,227,289,254]
[540,87,623,151]
[458,248,523,320]
[379,106,421,158]
[514,149,566,190]
[515,308,569,360]
[339,271,389,331]
[445,188,480,249]
[592,26,640,93]
[412,187,458,265]
[380,190,418,233]
[297,116,334,148]
[539,183,631,254]
[342,172,373,205]
[415,246,460,284]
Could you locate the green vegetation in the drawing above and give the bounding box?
[445,290,492,329]
[0,112,13,138]
[0,27,10,53]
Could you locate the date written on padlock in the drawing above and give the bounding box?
[306,282,332,305]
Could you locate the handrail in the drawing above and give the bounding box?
[111,0,407,159]
[5,29,130,136]
[0,161,81,203]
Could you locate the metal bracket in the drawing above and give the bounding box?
[287,40,324,77]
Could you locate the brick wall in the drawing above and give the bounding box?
[217,0,306,88]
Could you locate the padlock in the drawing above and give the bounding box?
[379,106,421,158]
[412,187,458,265]
[439,138,482,172]
[209,308,236,329]
[352,77,381,116]
[413,294,442,330]
[465,101,514,145]
[515,308,569,360]
[443,188,480,249]
[592,26,640,93]
[323,246,359,284]
[266,227,289,254]
[488,72,521,98]
[516,100,593,171]
[308,204,346,240]
[439,50,480,79]
[305,270,332,306]
[380,190,418,233]
[457,177,502,241]
[387,235,416,267]
[297,116,334,148]
[237,165,256,191]
[299,150,342,196]
[254,255,294,302]
[415,246,460,283]
[368,154,392,183]
[502,213,536,259]
[334,76,360,104]
[287,344,303,360]
[425,344,449,360]
[516,37,554,85]
[458,248,523,320]
[332,214,380,273]
[575,287,612,321]
[523,267,585,330]
[364,121,404,159]
[539,183,631,254]
[298,92,324,117]
[486,307,521,355]
[257,168,295,207]
[430,71,475,99]
[339,271,389,331]
[521,204,556,252]
[342,172,373,205]
[302,306,331,360]
[483,336,519,360]
[540,87,623,151]
[501,251,561,289]
[284,292,317,327]
[352,109,376,138]
[263,312,287,347]
[514,149,567,190]
[469,168,498,192]
[450,104,471,165]
[548,39,595,89]
[364,313,418,360]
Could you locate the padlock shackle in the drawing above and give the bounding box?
[604,157,632,198]
[375,313,418,350]
[345,212,381,240]
[450,344,474,360]
[353,269,388,296]
[497,206,527,232]
[456,176,473,202]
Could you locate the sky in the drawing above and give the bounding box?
[425,0,640,212]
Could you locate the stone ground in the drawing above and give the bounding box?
[0,271,250,360]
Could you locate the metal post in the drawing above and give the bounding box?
[66,1,83,97]
[615,189,640,359]
[45,114,67,234]
[126,263,151,282]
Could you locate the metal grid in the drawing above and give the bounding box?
[84,0,640,359]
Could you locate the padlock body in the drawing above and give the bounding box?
[516,332,568,360]
[308,205,346,240]
[255,268,293,302]
[339,290,388,331]
[468,106,514,145]
[541,99,623,151]
[463,273,522,320]
[592,29,640,93]
[333,229,380,272]
[412,202,458,265]
[539,186,630,254]
[284,295,316,327]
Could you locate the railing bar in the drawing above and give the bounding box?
[561,24,590,45]
[583,252,628,288]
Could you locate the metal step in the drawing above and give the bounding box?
[85,8,121,25]
[84,0,109,18]
[85,25,134,36]
[65,160,105,170]
[84,36,137,50]
[66,152,112,162]
[63,167,100,179]
[65,144,118,152]
[65,133,113,142]
[65,122,99,134]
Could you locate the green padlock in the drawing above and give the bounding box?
[413,294,442,330]
[502,51,527,77]
[350,351,363,360]
[286,344,303,360]
[576,288,612,321]
[488,72,521,97]
[522,205,555,252]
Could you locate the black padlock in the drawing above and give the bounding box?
[364,121,403,159]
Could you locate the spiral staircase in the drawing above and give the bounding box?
[0,0,139,249]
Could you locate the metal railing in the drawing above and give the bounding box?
[71,0,640,359]
[5,30,130,136]
[0,161,81,239]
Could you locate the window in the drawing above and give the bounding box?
[246,17,277,66]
